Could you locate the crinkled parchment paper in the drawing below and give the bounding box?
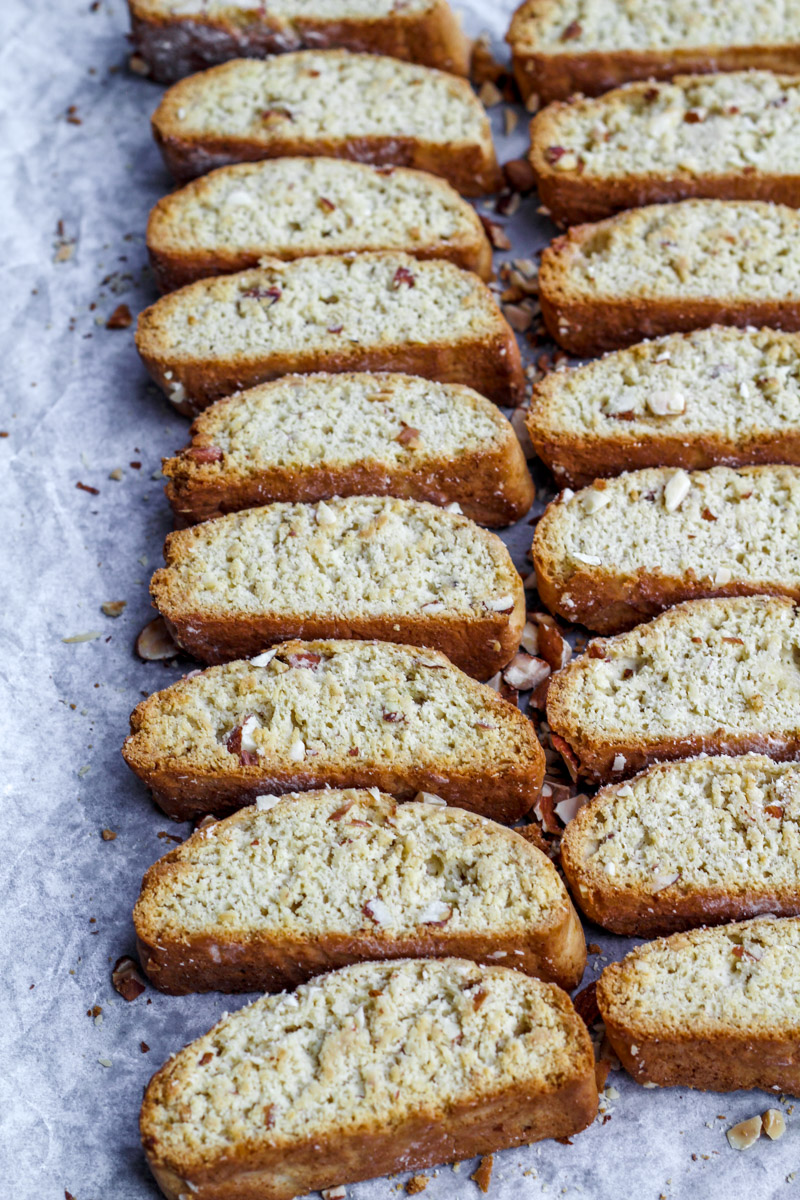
[1,0,798,1196]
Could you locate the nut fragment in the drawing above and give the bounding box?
[503,157,537,193]
[727,1115,763,1150]
[112,956,146,1001]
[135,617,179,661]
[415,792,447,807]
[647,389,686,416]
[478,80,502,107]
[762,1109,786,1140]
[101,600,126,618]
[106,304,132,329]
[503,652,550,691]
[664,468,691,512]
[479,215,511,250]
[553,792,589,824]
[321,1188,347,1200]
[363,897,392,925]
[419,900,452,925]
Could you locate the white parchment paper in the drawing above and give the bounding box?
[1,1,799,1196]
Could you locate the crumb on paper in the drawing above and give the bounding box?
[471,1154,493,1193]
[406,1175,428,1194]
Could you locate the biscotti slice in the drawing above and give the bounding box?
[539,200,800,356]
[136,253,524,413]
[122,639,545,821]
[150,496,524,675]
[130,0,469,84]
[135,789,586,994]
[163,373,534,527]
[530,72,800,227]
[151,51,500,193]
[507,0,800,104]
[597,916,800,1093]
[533,465,800,634]
[546,595,800,784]
[146,158,492,292]
[141,958,598,1200]
[526,327,800,488]
[562,755,800,937]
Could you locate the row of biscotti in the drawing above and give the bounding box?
[123,598,800,897]
[149,449,800,652]
[140,917,800,1197]
[125,597,800,949]
[129,736,800,981]
[130,0,800,103]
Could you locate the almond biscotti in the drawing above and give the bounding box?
[526,327,800,488]
[597,917,800,1093]
[151,51,500,193]
[136,253,525,413]
[130,0,470,84]
[135,789,586,994]
[533,465,800,634]
[507,0,800,104]
[122,639,545,821]
[149,496,524,675]
[539,200,800,356]
[146,158,492,292]
[163,373,534,527]
[546,595,800,784]
[141,958,598,1200]
[562,755,800,936]
[530,72,800,227]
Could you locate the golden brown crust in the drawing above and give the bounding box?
[122,641,546,823]
[505,1,800,105]
[146,162,493,292]
[149,228,493,293]
[546,597,800,784]
[561,766,800,936]
[163,379,535,528]
[529,94,800,226]
[539,219,800,356]
[154,601,526,680]
[597,925,800,1091]
[150,55,500,193]
[130,0,471,84]
[134,807,586,994]
[145,1076,598,1200]
[532,477,800,633]
[528,418,800,491]
[135,260,526,413]
[140,965,598,1200]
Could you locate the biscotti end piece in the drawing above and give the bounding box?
[529,72,800,227]
[130,0,471,84]
[562,756,800,936]
[150,51,500,193]
[146,158,493,292]
[538,200,800,356]
[507,0,800,104]
[135,789,586,994]
[546,595,800,784]
[533,465,800,634]
[162,373,534,527]
[135,253,525,413]
[526,327,800,487]
[597,917,800,1093]
[141,958,598,1200]
[122,639,546,822]
[149,496,525,676]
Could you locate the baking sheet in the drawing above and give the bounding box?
[2,1,799,1195]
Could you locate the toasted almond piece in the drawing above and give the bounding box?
[727,1116,763,1150]
[136,617,179,661]
[762,1109,786,1140]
